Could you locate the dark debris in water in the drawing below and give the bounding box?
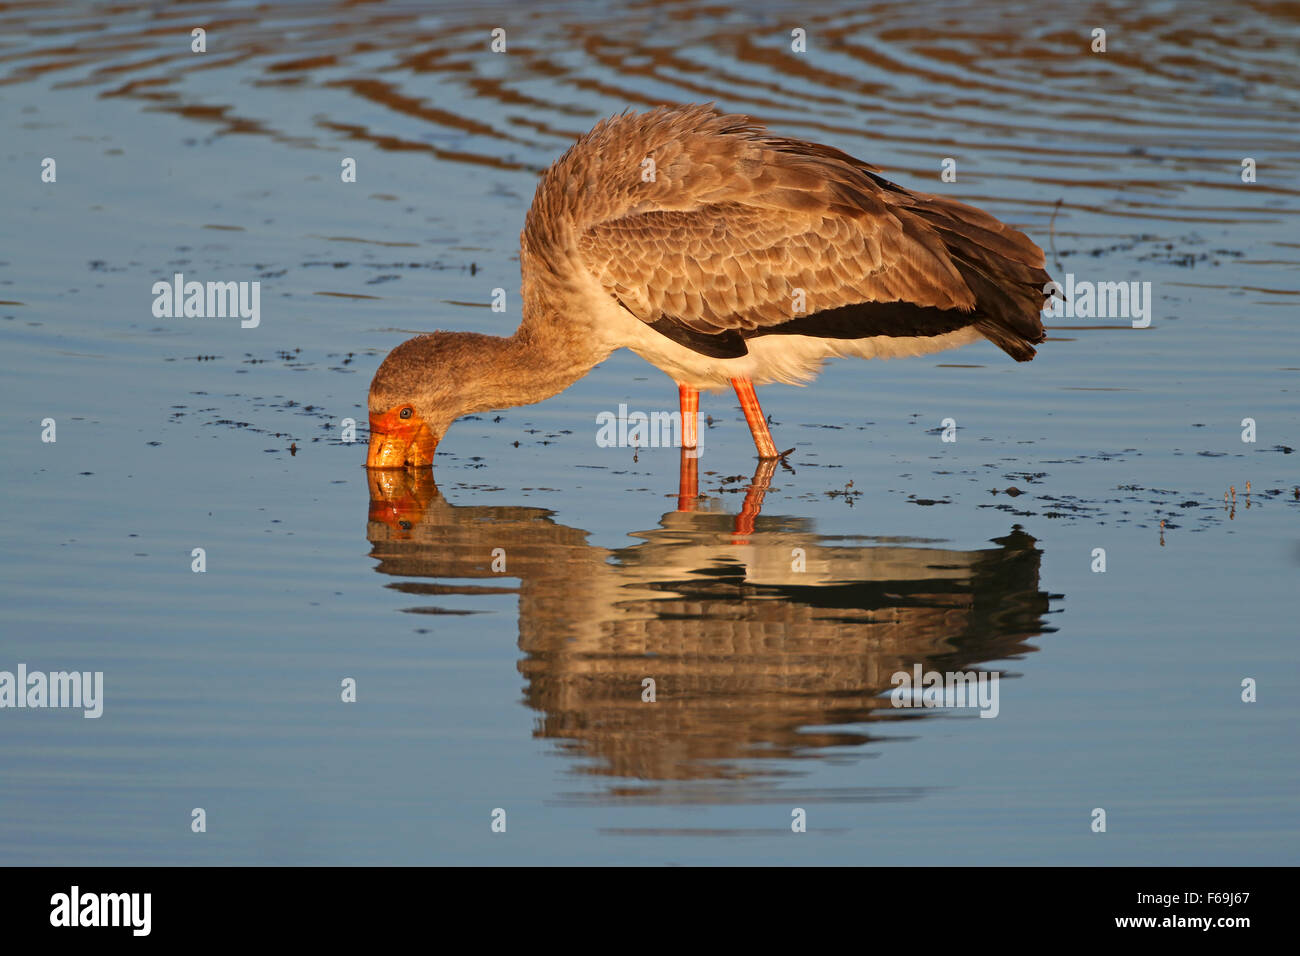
[160,349,1299,537]
[163,347,376,452]
[971,479,1298,529]
[825,481,861,506]
[1059,232,1248,270]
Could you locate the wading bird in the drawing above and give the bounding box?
[366,104,1052,468]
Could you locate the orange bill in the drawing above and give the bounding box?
[366,406,437,468]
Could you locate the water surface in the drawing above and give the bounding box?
[1,0,1297,864]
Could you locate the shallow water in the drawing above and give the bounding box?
[1,0,1297,864]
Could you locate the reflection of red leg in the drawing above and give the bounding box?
[677,449,699,512]
[733,459,777,539]
[730,377,778,459]
[678,383,698,449]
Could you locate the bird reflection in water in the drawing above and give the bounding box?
[366,458,1056,803]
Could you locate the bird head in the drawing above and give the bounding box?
[365,333,464,468]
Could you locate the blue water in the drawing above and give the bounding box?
[0,0,1296,864]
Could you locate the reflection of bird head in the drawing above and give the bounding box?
[366,468,441,535]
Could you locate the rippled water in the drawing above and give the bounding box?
[1,0,1297,864]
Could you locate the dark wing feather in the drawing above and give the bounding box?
[572,107,1051,361]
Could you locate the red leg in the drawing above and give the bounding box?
[730,377,778,459]
[677,383,698,450]
[677,449,699,511]
[733,459,777,539]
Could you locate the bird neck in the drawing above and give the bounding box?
[454,322,605,414]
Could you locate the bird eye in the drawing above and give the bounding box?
[398,520,412,530]
[399,407,413,419]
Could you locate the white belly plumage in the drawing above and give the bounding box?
[580,270,984,390]
[602,297,983,390]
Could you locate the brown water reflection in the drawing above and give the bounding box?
[367,469,1056,796]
